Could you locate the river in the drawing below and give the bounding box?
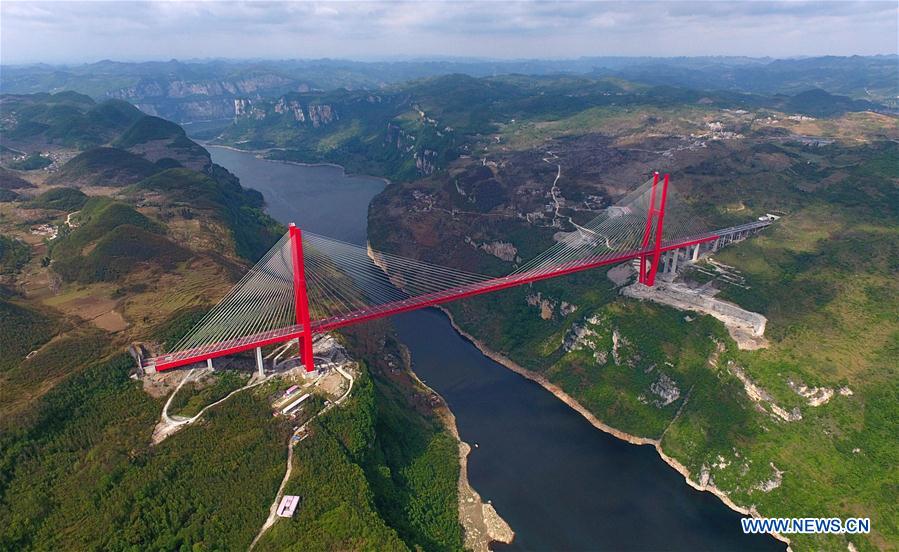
[208,146,783,551]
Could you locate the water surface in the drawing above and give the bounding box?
[209,146,384,244]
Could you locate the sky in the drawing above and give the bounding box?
[1,1,897,65]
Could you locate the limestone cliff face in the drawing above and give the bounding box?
[273,98,305,122]
[106,75,304,123]
[307,104,337,127]
[108,75,294,101]
[233,99,266,120]
[385,123,440,176]
[415,149,438,176]
[233,97,337,127]
[386,123,414,151]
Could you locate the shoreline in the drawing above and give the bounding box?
[438,306,792,551]
[397,341,515,551]
[203,143,392,186]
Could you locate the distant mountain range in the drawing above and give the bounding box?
[1,56,895,124]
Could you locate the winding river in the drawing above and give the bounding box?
[209,146,782,551]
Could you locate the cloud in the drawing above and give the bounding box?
[1,0,896,64]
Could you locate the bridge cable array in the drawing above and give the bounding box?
[162,174,710,366]
[513,176,705,275]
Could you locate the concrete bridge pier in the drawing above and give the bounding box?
[255,347,264,377]
[207,358,214,371]
[692,243,701,262]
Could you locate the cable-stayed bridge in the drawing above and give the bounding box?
[145,173,772,372]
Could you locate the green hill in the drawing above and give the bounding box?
[0,235,30,275]
[115,116,211,171]
[7,153,52,171]
[783,88,881,117]
[0,168,33,190]
[27,187,88,211]
[53,223,190,283]
[114,115,184,148]
[47,197,182,283]
[135,167,281,261]
[47,147,162,187]
[0,93,143,149]
[53,196,160,248]
[87,99,144,129]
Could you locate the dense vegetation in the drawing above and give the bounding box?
[0,92,142,149]
[57,223,190,283]
[0,332,463,551]
[0,234,30,275]
[0,298,62,373]
[44,197,193,283]
[135,166,282,261]
[114,115,186,148]
[259,368,463,551]
[7,153,52,171]
[47,147,160,186]
[0,352,288,550]
[0,168,33,190]
[26,187,88,211]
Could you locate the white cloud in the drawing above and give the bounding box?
[1,0,895,64]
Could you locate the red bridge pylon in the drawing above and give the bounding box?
[289,223,315,372]
[637,172,670,286]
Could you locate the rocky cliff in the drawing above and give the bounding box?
[105,75,310,123]
[232,96,338,127]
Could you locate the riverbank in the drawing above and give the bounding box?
[397,342,515,551]
[439,307,792,551]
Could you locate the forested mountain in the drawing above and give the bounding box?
[1,56,894,125]
[211,71,891,184]
[0,93,464,551]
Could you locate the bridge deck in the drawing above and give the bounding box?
[150,221,770,371]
